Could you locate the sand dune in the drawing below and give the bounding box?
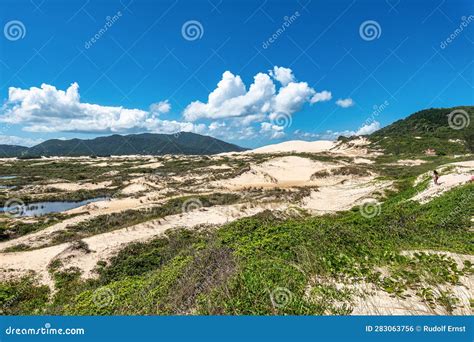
[0,202,284,286]
[411,160,474,203]
[215,156,341,189]
[244,137,374,158]
[45,181,113,192]
[303,179,392,213]
[247,140,335,154]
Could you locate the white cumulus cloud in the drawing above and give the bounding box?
[260,122,285,139]
[0,134,44,147]
[293,121,381,141]
[310,90,332,103]
[269,66,295,86]
[0,83,200,135]
[355,121,380,135]
[336,98,354,108]
[183,67,327,123]
[149,100,171,115]
[183,71,275,121]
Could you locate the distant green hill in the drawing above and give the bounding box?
[0,145,28,158]
[9,132,246,157]
[368,106,473,155]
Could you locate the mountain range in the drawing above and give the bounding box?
[0,106,472,157]
[0,132,247,158]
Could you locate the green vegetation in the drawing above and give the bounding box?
[2,180,471,315]
[369,106,474,155]
[2,132,246,158]
[0,277,50,315]
[45,193,240,246]
[0,106,472,316]
[0,214,72,242]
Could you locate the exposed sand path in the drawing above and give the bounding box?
[411,160,473,203]
[0,196,169,251]
[44,181,114,191]
[0,202,284,287]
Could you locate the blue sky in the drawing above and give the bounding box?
[0,0,473,148]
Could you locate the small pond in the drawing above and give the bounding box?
[0,176,18,180]
[1,197,108,217]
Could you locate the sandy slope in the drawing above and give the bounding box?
[0,197,158,251]
[303,179,392,213]
[351,251,473,315]
[215,156,341,189]
[247,140,335,154]
[243,137,376,158]
[131,161,163,169]
[45,181,113,192]
[411,160,474,203]
[0,203,283,287]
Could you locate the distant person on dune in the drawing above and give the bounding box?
[432,170,439,185]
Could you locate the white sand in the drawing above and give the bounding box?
[411,160,473,203]
[353,158,374,164]
[46,181,113,191]
[350,251,473,315]
[205,164,232,170]
[131,162,163,169]
[0,197,158,251]
[120,183,152,195]
[396,159,426,166]
[215,156,340,189]
[0,202,283,286]
[303,180,391,213]
[245,137,373,157]
[248,140,335,154]
[93,162,125,167]
[411,173,472,203]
